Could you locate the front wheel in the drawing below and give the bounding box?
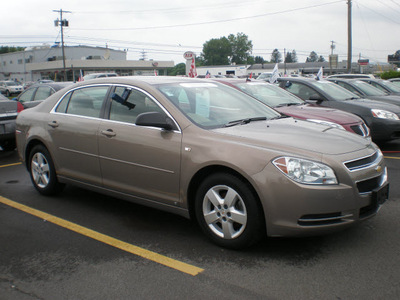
[195,173,265,249]
[5,90,10,97]
[28,145,64,195]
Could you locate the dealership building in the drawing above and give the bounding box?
[0,45,174,83]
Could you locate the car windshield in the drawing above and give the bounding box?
[234,82,304,107]
[5,81,18,86]
[313,80,361,101]
[256,73,272,80]
[157,82,281,129]
[352,81,388,96]
[380,80,400,93]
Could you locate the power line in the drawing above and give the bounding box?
[71,1,343,31]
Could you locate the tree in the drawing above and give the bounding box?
[318,55,326,62]
[201,37,232,65]
[254,56,266,64]
[285,50,298,63]
[306,51,319,62]
[0,46,25,54]
[271,49,282,63]
[227,32,253,65]
[167,63,186,76]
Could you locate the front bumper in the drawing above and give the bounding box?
[253,150,388,237]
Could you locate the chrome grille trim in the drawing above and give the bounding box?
[343,150,382,172]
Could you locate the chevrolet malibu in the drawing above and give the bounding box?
[16,76,389,249]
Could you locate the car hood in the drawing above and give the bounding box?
[212,117,371,156]
[275,104,362,124]
[365,95,400,105]
[344,98,400,112]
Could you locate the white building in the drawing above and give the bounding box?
[0,45,174,82]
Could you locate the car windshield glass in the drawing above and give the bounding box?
[235,82,303,107]
[157,82,280,129]
[352,81,388,96]
[5,81,18,86]
[313,80,361,101]
[380,81,400,92]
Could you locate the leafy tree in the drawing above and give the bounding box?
[318,55,326,62]
[167,63,186,76]
[254,56,266,64]
[306,51,319,62]
[201,37,232,65]
[271,49,282,63]
[246,56,255,65]
[0,46,25,54]
[227,32,253,65]
[285,50,298,63]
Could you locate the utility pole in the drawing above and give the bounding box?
[347,0,352,73]
[54,9,71,81]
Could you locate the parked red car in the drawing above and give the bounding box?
[214,78,370,137]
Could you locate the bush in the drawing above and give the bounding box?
[379,70,400,80]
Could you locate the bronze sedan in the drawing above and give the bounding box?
[16,76,389,249]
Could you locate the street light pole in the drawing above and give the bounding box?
[53,9,71,81]
[347,0,352,73]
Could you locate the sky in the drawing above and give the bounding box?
[1,0,400,65]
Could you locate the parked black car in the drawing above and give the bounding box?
[327,78,400,106]
[359,78,400,96]
[14,82,73,109]
[0,93,24,151]
[278,77,400,142]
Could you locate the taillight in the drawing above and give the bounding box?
[16,101,24,113]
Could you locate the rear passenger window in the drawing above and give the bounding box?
[109,86,164,124]
[55,86,108,117]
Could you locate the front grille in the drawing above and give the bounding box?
[350,123,369,137]
[344,151,380,171]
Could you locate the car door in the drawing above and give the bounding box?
[98,85,182,205]
[48,85,110,185]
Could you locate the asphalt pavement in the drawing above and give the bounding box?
[0,142,399,300]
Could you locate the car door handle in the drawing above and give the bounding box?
[101,129,116,137]
[48,121,59,128]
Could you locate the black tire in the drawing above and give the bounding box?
[5,90,10,97]
[28,145,64,195]
[195,173,265,249]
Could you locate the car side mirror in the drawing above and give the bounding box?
[307,94,324,103]
[135,112,176,131]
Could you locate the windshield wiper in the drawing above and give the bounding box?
[345,97,360,100]
[224,117,267,127]
[275,103,301,107]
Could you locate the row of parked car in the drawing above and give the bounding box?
[9,74,396,248]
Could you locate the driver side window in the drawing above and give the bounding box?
[284,82,316,100]
[109,86,165,124]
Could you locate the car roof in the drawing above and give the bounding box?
[28,82,74,90]
[77,76,210,86]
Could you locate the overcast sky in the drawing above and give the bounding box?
[1,0,399,65]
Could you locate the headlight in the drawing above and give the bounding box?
[306,119,345,130]
[371,109,400,120]
[273,157,338,185]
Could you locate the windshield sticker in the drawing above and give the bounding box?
[195,94,210,118]
[180,83,218,88]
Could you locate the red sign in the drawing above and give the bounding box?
[183,51,195,60]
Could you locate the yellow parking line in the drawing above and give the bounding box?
[0,162,22,168]
[384,156,400,160]
[0,196,204,276]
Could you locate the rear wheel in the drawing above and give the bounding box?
[195,173,265,249]
[28,145,64,195]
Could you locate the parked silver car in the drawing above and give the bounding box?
[0,80,23,97]
[16,76,389,248]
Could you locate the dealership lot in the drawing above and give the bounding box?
[1,142,400,299]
